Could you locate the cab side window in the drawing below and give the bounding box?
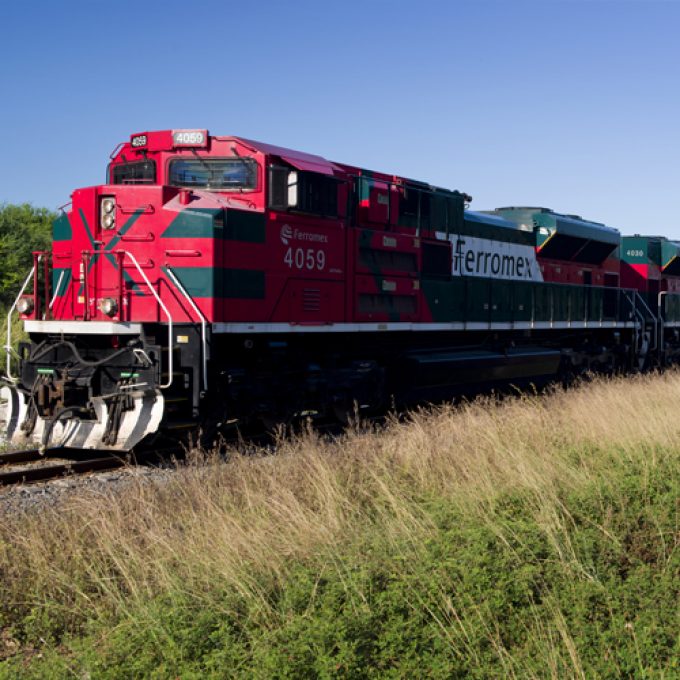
[398,184,431,231]
[269,166,339,218]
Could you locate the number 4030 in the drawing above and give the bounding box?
[284,247,326,271]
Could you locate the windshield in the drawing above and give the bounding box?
[111,160,156,184]
[168,157,257,190]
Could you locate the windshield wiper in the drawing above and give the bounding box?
[230,146,254,193]
[190,149,217,187]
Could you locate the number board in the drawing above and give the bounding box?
[172,129,208,148]
[130,134,147,148]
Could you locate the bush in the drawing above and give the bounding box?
[0,204,54,376]
[0,203,54,309]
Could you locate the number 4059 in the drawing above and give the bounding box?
[284,247,326,270]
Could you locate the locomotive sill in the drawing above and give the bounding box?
[24,320,143,335]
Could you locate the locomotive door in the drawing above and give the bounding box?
[351,177,420,323]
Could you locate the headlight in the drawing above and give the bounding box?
[17,297,34,314]
[101,198,116,214]
[100,197,116,230]
[100,298,118,316]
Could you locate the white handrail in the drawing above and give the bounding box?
[49,270,65,311]
[121,251,174,390]
[634,290,658,352]
[658,291,668,359]
[91,250,175,390]
[5,264,37,383]
[623,290,643,356]
[165,266,208,390]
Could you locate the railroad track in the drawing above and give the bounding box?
[0,448,127,487]
[0,415,379,488]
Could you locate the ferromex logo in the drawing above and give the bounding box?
[280,224,329,246]
[280,224,294,245]
[436,233,543,282]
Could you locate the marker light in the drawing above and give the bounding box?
[100,298,118,316]
[17,297,34,314]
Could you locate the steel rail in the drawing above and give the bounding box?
[0,448,44,466]
[0,455,125,487]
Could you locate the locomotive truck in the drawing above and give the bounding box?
[2,129,679,451]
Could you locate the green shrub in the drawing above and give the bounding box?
[0,203,54,309]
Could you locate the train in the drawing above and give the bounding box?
[2,128,680,451]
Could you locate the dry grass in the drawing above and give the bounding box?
[0,370,678,676]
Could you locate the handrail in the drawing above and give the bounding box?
[121,251,174,390]
[4,264,37,382]
[658,291,668,359]
[622,290,644,356]
[634,291,658,352]
[49,270,65,311]
[89,249,174,389]
[165,266,208,391]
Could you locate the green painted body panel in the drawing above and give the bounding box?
[660,240,680,274]
[462,215,533,245]
[665,294,680,321]
[161,208,222,239]
[490,280,512,322]
[224,210,266,243]
[533,212,619,247]
[533,284,550,321]
[513,282,533,321]
[621,235,680,273]
[488,208,619,264]
[466,279,490,322]
[51,268,71,297]
[620,236,650,264]
[52,213,72,242]
[421,279,464,323]
[422,276,630,325]
[161,207,265,243]
[162,267,265,299]
[493,207,620,249]
[553,284,569,320]
[589,288,602,321]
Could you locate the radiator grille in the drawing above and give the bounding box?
[302,288,321,312]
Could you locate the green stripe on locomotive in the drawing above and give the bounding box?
[665,294,680,321]
[462,212,534,245]
[51,268,72,297]
[161,208,266,243]
[162,266,265,299]
[423,278,624,325]
[621,234,680,273]
[52,213,72,242]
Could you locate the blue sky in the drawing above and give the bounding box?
[2,0,679,237]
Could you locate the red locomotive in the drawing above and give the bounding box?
[2,130,678,451]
